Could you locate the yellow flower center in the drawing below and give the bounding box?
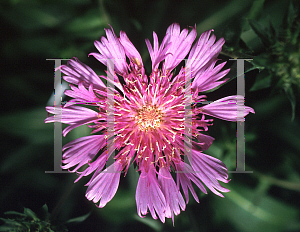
[136,105,163,131]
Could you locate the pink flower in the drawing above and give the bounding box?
[45,23,254,223]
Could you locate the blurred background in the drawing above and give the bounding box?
[0,0,300,231]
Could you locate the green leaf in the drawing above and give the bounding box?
[248,19,273,47]
[0,2,64,30]
[24,208,39,221]
[250,69,272,91]
[283,1,297,29]
[213,184,299,232]
[222,19,243,48]
[284,86,296,121]
[65,8,107,39]
[65,212,91,224]
[252,53,272,69]
[0,218,23,227]
[42,204,50,221]
[4,211,26,217]
[247,0,266,20]
[267,18,277,39]
[0,225,16,231]
[42,204,49,214]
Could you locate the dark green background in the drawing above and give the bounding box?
[1,0,299,231]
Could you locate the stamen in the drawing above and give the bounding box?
[135,105,163,131]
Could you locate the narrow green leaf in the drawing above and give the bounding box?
[65,8,106,39]
[291,22,300,44]
[0,218,22,227]
[4,211,26,217]
[0,225,16,231]
[213,184,299,232]
[42,204,49,214]
[268,18,277,38]
[283,1,296,29]
[284,87,296,121]
[247,0,266,20]
[42,204,50,221]
[23,208,39,221]
[250,69,272,91]
[65,212,91,224]
[0,2,65,30]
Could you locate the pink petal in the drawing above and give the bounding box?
[192,61,230,92]
[194,133,215,151]
[61,135,106,174]
[45,105,99,136]
[64,83,104,107]
[163,23,197,72]
[89,26,128,75]
[187,150,230,197]
[119,31,143,67]
[136,165,166,223]
[176,161,207,204]
[145,31,172,70]
[187,30,229,92]
[61,58,106,89]
[200,95,255,121]
[158,167,186,223]
[85,161,123,208]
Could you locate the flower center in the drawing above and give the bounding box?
[136,105,163,131]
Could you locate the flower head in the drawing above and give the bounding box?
[45,23,254,223]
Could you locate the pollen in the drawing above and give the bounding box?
[135,105,163,131]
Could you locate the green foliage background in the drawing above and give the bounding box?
[0,0,299,231]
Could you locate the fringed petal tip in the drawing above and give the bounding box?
[163,23,197,72]
[119,30,143,67]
